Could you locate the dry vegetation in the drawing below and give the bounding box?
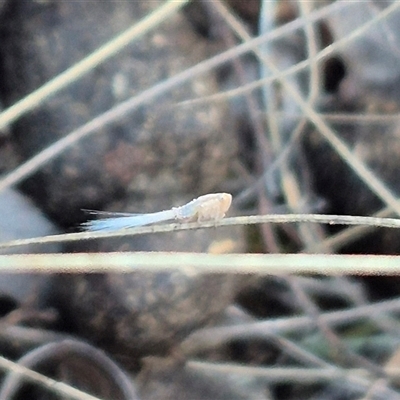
[0,1,400,399]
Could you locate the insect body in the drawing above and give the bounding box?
[82,193,232,232]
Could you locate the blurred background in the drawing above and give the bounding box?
[0,1,400,399]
